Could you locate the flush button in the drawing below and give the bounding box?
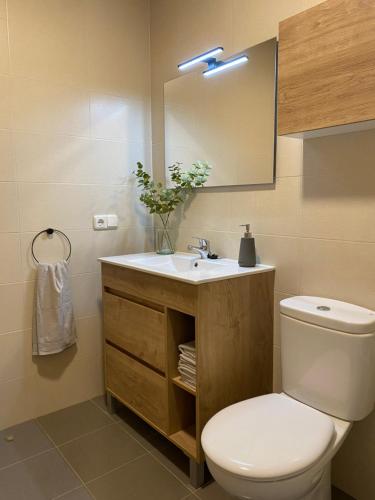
[317,305,331,311]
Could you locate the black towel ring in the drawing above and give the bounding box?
[31,228,72,264]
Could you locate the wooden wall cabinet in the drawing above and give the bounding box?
[278,0,375,138]
[101,262,274,486]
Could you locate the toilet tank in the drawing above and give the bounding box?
[280,296,375,421]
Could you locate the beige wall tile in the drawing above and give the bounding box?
[13,132,91,183]
[31,352,103,418]
[86,0,150,98]
[0,182,19,232]
[301,174,375,242]
[253,177,302,236]
[19,183,92,231]
[0,232,21,283]
[300,239,375,310]
[255,235,302,294]
[11,77,90,136]
[178,190,234,232]
[0,377,35,428]
[0,0,6,19]
[0,130,15,180]
[0,282,33,334]
[90,94,148,142]
[303,126,375,181]
[0,75,10,128]
[0,17,9,75]
[76,315,102,361]
[0,329,35,382]
[232,0,322,52]
[272,345,282,393]
[8,0,87,85]
[276,136,303,178]
[71,273,101,319]
[89,139,148,185]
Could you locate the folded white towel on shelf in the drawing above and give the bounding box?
[178,340,196,357]
[32,261,77,355]
[177,340,197,388]
[178,360,196,376]
[180,352,196,365]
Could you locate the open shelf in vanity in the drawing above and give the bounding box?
[101,259,274,484]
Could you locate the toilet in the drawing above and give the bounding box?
[201,296,375,500]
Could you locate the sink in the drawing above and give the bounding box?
[99,252,274,284]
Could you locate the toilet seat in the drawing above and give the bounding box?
[201,393,335,482]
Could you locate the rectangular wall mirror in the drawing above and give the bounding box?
[164,38,277,187]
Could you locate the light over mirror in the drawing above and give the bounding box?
[164,38,277,187]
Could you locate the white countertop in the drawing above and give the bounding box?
[98,252,274,285]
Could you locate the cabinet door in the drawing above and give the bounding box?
[103,292,165,373]
[106,344,168,432]
[278,0,375,136]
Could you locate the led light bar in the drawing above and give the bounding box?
[178,47,224,71]
[203,55,249,77]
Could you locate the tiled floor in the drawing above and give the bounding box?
[0,397,355,500]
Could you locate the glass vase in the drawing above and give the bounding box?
[155,216,175,255]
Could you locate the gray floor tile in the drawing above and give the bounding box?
[59,424,146,482]
[56,487,94,499]
[146,432,193,488]
[115,404,161,449]
[0,449,81,500]
[37,401,112,445]
[87,454,189,500]
[0,420,53,469]
[195,480,236,500]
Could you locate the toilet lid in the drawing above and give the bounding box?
[201,393,335,481]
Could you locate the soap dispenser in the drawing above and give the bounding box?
[238,224,256,267]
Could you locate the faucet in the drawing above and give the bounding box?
[188,237,211,259]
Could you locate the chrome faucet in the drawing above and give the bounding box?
[188,237,211,259]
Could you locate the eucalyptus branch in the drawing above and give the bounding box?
[134,160,211,217]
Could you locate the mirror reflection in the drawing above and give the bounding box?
[164,38,277,187]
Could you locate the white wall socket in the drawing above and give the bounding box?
[93,214,119,230]
[93,215,108,230]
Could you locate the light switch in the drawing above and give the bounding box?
[93,215,108,230]
[107,214,118,229]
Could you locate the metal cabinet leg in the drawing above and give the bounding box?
[189,459,205,488]
[105,391,116,414]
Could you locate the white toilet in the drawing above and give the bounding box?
[201,296,375,500]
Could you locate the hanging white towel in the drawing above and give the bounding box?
[32,261,77,355]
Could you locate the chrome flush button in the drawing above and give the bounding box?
[317,305,331,311]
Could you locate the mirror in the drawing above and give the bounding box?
[164,38,277,187]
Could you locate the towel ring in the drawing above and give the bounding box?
[31,228,72,264]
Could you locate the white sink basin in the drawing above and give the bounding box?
[99,252,274,284]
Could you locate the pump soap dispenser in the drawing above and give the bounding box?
[238,224,256,267]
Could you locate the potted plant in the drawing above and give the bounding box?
[134,161,211,254]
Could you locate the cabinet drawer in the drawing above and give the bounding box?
[106,344,168,432]
[103,292,165,373]
[102,263,197,315]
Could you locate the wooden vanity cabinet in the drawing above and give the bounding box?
[278,0,375,137]
[101,262,274,486]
